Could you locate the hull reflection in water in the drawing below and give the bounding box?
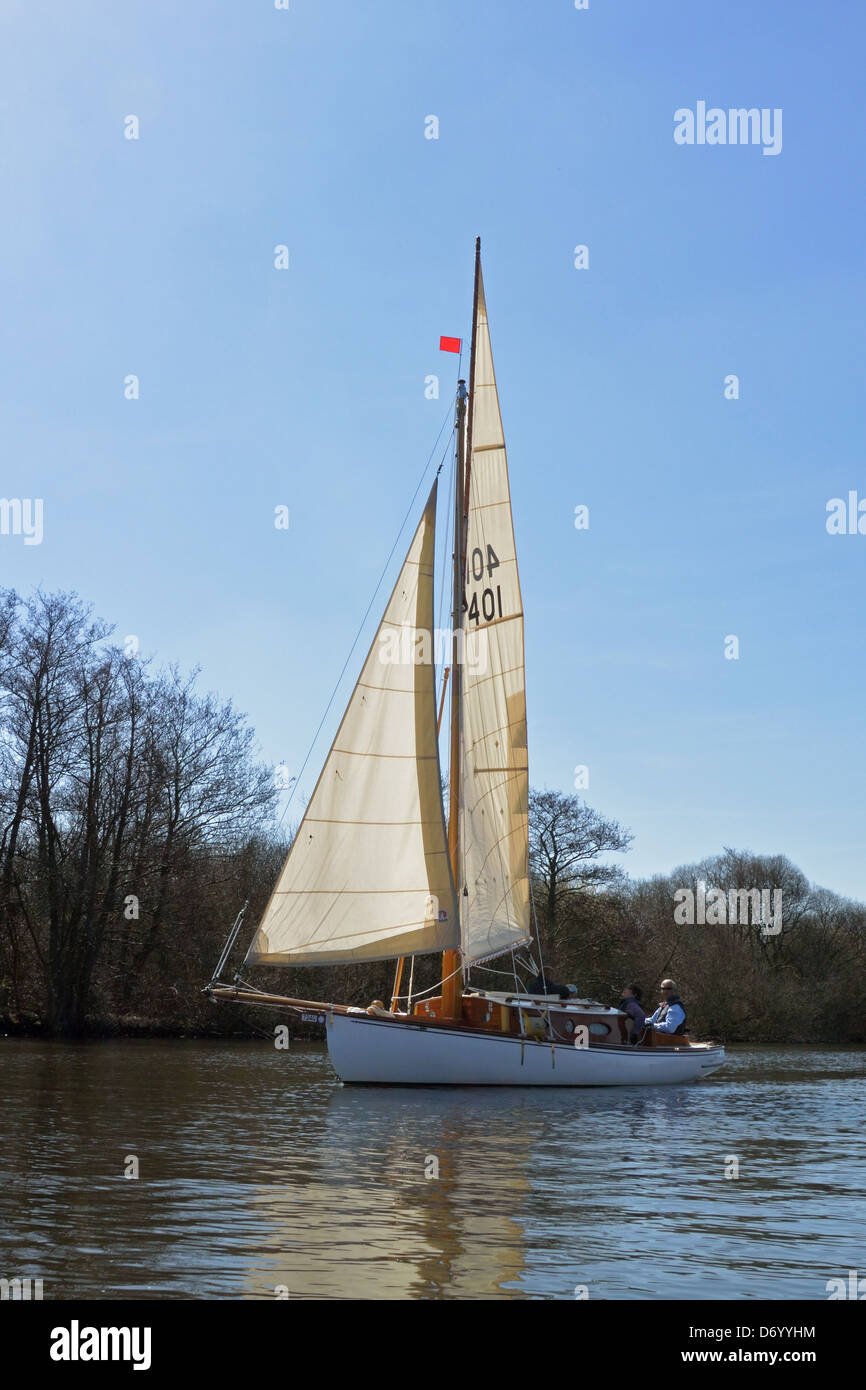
[245,1085,533,1300]
[327,1012,726,1086]
[4,1041,864,1300]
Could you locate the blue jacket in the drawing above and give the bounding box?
[646,996,687,1034]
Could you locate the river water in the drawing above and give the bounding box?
[1,1039,863,1300]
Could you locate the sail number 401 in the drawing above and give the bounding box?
[465,545,503,626]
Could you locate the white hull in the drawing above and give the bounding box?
[327,1012,725,1086]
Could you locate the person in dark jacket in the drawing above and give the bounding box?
[526,972,577,1001]
[618,983,647,1043]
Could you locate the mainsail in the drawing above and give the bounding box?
[457,265,531,964]
[247,482,459,966]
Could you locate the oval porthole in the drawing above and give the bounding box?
[588,1022,610,1036]
[563,1019,575,1034]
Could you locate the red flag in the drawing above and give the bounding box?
[439,336,461,354]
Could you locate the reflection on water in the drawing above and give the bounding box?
[1,1040,864,1299]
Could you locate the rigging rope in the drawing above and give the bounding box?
[406,954,416,1013]
[275,400,456,832]
[392,957,462,1003]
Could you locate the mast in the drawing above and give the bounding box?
[441,236,482,1018]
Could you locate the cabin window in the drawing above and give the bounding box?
[588,1022,610,1036]
[563,1019,575,1034]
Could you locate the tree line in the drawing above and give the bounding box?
[528,791,866,1044]
[2,588,863,1042]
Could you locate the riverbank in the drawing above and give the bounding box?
[3,1009,865,1045]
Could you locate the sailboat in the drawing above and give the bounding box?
[207,240,725,1086]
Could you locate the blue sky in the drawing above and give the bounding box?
[2,0,864,898]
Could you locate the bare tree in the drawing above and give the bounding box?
[0,590,277,1034]
[529,788,632,938]
[116,665,277,998]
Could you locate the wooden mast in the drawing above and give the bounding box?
[441,236,481,1019]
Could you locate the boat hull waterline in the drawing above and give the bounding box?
[326,1012,725,1086]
